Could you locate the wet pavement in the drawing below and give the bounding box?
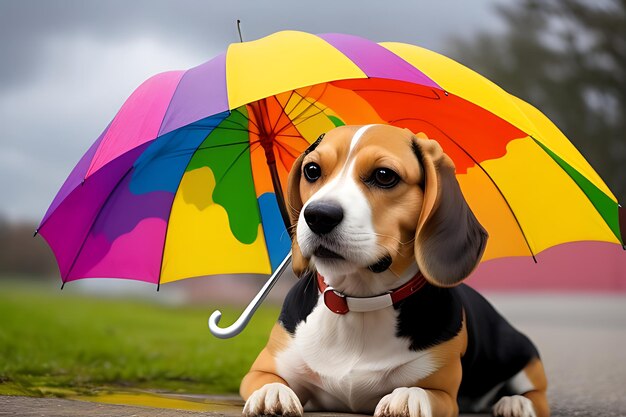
[0,394,369,417]
[2,294,625,417]
[0,395,218,417]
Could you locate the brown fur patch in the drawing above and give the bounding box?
[240,324,293,400]
[412,319,467,417]
[522,358,550,417]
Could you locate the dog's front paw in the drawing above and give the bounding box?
[242,382,303,417]
[374,387,432,417]
[493,395,536,417]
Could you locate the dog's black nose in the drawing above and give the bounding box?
[304,201,344,235]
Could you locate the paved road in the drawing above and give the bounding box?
[2,295,625,417]
[491,294,626,417]
[0,396,211,417]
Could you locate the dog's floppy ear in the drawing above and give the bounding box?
[286,152,309,276]
[412,137,488,287]
[286,133,325,277]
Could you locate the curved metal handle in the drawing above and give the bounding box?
[208,252,292,339]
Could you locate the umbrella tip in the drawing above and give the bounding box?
[157,283,160,292]
[236,19,243,42]
[532,254,538,264]
[33,229,38,237]
[60,281,65,290]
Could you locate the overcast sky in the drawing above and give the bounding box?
[0,0,506,222]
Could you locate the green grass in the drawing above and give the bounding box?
[0,279,279,397]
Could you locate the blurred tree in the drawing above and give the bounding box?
[447,0,625,204]
[0,218,57,278]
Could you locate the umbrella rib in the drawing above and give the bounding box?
[351,86,442,101]
[196,139,262,153]
[227,120,258,135]
[272,143,301,191]
[274,140,305,160]
[218,118,252,131]
[293,85,330,113]
[212,124,255,135]
[65,166,135,282]
[269,90,298,135]
[276,102,328,138]
[274,87,323,133]
[195,140,252,151]
[274,87,330,137]
[285,87,330,125]
[529,135,624,246]
[215,142,256,187]
[138,140,253,163]
[220,118,259,136]
[282,105,329,135]
[268,90,304,136]
[274,133,311,139]
[277,139,309,156]
[231,107,261,132]
[479,169,537,262]
[289,92,330,122]
[393,117,537,262]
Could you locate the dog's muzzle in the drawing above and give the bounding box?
[304,200,343,235]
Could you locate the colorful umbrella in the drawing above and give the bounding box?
[38,31,625,337]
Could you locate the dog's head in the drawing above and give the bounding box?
[287,124,487,288]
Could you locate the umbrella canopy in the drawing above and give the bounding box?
[39,30,625,290]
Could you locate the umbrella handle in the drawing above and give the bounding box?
[208,252,292,339]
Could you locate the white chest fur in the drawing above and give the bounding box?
[276,296,440,413]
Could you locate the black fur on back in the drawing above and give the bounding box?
[455,284,539,401]
[278,271,319,334]
[395,283,464,351]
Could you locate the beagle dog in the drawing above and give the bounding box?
[241,125,549,417]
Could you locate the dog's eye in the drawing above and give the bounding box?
[370,168,400,189]
[303,162,322,182]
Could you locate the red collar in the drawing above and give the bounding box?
[317,271,427,314]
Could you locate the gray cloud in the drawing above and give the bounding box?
[0,0,505,221]
[0,0,505,91]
